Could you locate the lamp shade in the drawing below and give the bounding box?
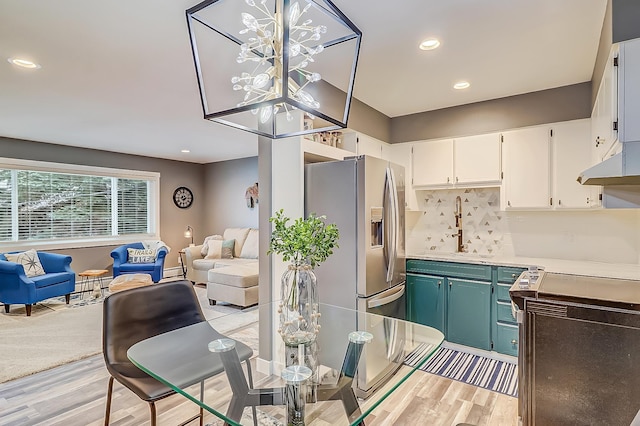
[186,0,362,139]
[184,226,194,245]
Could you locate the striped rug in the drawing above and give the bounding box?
[405,345,518,398]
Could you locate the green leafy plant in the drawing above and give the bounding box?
[268,209,339,268]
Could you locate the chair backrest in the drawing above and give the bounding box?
[102,280,206,368]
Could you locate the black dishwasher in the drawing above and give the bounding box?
[511,272,640,426]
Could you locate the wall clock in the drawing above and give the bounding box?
[173,186,193,209]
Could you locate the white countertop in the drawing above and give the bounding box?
[407,252,640,281]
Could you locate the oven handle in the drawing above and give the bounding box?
[367,285,405,309]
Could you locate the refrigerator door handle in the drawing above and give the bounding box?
[367,284,405,309]
[387,166,399,283]
[383,167,393,282]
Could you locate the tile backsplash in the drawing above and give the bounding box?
[407,187,640,264]
[408,188,505,256]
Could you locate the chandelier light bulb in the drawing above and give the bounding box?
[233,0,325,117]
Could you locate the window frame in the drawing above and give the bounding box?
[0,157,160,252]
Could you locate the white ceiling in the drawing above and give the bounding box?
[0,0,607,164]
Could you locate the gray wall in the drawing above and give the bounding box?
[612,0,640,43]
[203,156,259,234]
[0,136,205,273]
[348,97,392,143]
[390,83,592,143]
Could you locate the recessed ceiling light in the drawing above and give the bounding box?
[453,81,470,90]
[7,58,41,69]
[419,38,440,51]
[181,149,191,153]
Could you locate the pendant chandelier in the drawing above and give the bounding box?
[186,0,362,139]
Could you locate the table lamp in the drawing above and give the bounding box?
[184,226,194,247]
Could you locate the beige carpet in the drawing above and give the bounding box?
[0,297,103,383]
[0,285,251,384]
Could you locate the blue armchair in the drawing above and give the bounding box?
[110,243,168,283]
[0,251,76,316]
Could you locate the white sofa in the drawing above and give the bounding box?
[184,227,259,307]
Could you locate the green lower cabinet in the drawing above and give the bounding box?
[447,278,491,351]
[494,322,519,356]
[406,273,445,334]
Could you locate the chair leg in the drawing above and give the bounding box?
[3,304,9,313]
[65,294,71,304]
[245,360,258,426]
[25,304,32,316]
[149,401,157,426]
[104,376,114,426]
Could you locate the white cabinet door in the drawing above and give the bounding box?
[380,142,392,161]
[390,143,418,210]
[502,126,551,209]
[356,133,385,159]
[453,133,501,185]
[552,119,595,209]
[412,139,454,187]
[592,46,618,163]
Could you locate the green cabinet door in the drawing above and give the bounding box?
[447,278,491,350]
[406,273,445,334]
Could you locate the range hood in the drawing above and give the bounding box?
[577,142,640,185]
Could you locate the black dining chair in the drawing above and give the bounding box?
[102,280,254,426]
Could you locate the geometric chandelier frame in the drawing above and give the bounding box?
[186,0,362,139]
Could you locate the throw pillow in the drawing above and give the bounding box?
[240,229,259,259]
[127,248,156,263]
[204,239,235,260]
[200,235,223,257]
[5,249,46,278]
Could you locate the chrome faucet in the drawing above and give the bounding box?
[452,196,465,253]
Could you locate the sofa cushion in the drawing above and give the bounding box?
[204,239,235,260]
[240,229,259,259]
[127,248,156,263]
[201,235,223,257]
[31,272,73,288]
[193,258,217,271]
[5,249,46,278]
[208,265,259,288]
[223,228,251,258]
[213,258,258,268]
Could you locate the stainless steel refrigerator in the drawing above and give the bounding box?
[304,155,406,398]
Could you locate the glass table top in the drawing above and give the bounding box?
[128,302,444,426]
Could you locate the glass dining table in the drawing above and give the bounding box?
[128,302,444,426]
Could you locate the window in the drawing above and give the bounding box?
[0,158,159,249]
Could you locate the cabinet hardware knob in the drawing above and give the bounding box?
[508,201,511,207]
[511,274,516,278]
[447,177,450,183]
[511,339,518,345]
[456,177,459,183]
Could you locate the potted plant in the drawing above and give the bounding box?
[268,209,339,345]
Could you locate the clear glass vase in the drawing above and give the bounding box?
[278,264,319,345]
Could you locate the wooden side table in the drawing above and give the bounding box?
[79,269,109,298]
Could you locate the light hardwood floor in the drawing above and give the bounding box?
[0,351,517,426]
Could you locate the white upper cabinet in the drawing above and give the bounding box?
[355,133,390,160]
[453,133,501,185]
[551,119,598,209]
[389,142,419,210]
[501,126,551,209]
[412,134,501,188]
[591,45,619,164]
[412,139,454,187]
